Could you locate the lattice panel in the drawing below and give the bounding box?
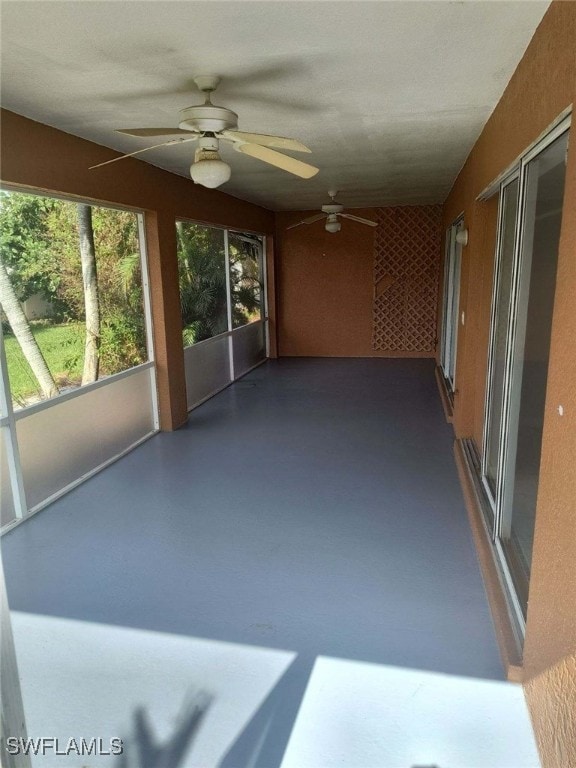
[372,205,443,352]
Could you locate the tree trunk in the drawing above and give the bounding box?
[176,221,192,286]
[0,260,59,400]
[77,204,100,384]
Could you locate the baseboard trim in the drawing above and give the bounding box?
[435,365,454,423]
[454,438,524,682]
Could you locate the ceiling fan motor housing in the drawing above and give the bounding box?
[178,105,238,134]
[322,203,344,214]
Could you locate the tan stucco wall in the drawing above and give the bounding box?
[276,206,442,357]
[524,653,576,768]
[276,208,379,357]
[2,5,575,759]
[441,3,576,765]
[0,109,275,429]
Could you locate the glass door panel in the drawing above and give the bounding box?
[447,220,463,388]
[483,178,519,504]
[439,228,451,372]
[500,130,569,611]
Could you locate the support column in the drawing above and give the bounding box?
[145,211,188,431]
[265,234,278,358]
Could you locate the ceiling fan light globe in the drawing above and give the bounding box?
[325,219,341,233]
[190,153,231,188]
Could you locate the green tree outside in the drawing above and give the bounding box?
[0,191,148,406]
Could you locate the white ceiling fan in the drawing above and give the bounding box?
[89,74,319,188]
[287,191,378,233]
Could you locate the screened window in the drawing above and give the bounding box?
[228,232,263,329]
[0,190,148,411]
[176,222,267,411]
[176,221,228,346]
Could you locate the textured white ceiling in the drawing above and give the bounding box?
[1,1,550,211]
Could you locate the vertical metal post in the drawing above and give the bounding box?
[448,218,464,389]
[442,224,457,379]
[224,229,235,382]
[0,323,28,522]
[1,558,32,767]
[260,235,270,358]
[137,213,160,430]
[480,177,508,483]
[439,227,451,371]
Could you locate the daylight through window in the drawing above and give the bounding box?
[0,190,149,411]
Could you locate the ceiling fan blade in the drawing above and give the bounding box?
[287,213,327,230]
[339,213,378,227]
[89,137,198,169]
[116,128,195,137]
[221,130,311,153]
[235,143,319,179]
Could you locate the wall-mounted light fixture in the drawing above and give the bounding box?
[455,228,469,246]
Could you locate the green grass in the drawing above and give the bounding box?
[4,321,85,405]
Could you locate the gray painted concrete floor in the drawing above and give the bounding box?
[2,359,537,767]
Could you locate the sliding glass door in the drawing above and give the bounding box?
[482,120,570,621]
[482,177,519,511]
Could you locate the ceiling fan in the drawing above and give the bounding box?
[89,75,319,188]
[287,191,378,233]
[91,75,319,188]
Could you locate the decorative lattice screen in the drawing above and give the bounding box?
[372,205,443,352]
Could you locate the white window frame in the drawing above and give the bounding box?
[175,218,268,411]
[0,189,158,415]
[480,170,520,517]
[0,189,158,532]
[440,216,464,392]
[479,113,571,632]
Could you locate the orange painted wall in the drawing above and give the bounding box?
[440,3,576,765]
[0,109,275,429]
[276,206,442,357]
[276,209,377,357]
